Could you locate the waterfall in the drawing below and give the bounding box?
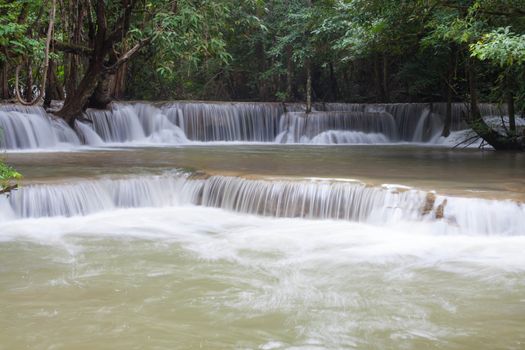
[5,175,200,218]
[0,105,80,149]
[307,130,390,144]
[319,103,435,139]
[276,111,398,143]
[160,102,288,142]
[321,102,509,140]
[82,103,189,144]
[411,107,446,142]
[3,173,524,235]
[0,101,518,149]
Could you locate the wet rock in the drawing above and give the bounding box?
[422,192,436,216]
[435,199,447,219]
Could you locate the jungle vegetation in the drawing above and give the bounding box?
[0,0,524,149]
[0,160,21,193]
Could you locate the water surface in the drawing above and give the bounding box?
[2,144,525,349]
[5,145,525,200]
[1,207,525,349]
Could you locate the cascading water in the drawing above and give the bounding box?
[160,102,290,141]
[2,172,523,235]
[275,111,397,143]
[319,102,509,142]
[2,109,524,349]
[0,101,519,149]
[83,103,189,144]
[0,105,80,149]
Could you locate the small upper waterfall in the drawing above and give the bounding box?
[82,104,189,144]
[161,102,289,142]
[2,172,524,236]
[0,105,80,149]
[276,111,397,143]
[0,101,517,149]
[319,102,508,142]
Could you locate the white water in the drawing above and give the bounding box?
[1,203,525,349]
[2,173,524,236]
[276,111,397,143]
[1,139,524,348]
[307,130,389,144]
[1,102,518,150]
[0,105,80,149]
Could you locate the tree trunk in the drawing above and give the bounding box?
[506,72,516,134]
[382,54,389,102]
[442,86,452,137]
[44,59,64,107]
[465,58,524,151]
[442,47,455,137]
[286,45,293,101]
[329,62,339,101]
[466,59,484,125]
[343,68,350,99]
[109,59,127,99]
[374,55,381,101]
[55,0,144,123]
[18,3,32,101]
[56,60,103,125]
[88,72,112,109]
[24,60,33,101]
[0,59,10,99]
[66,56,80,95]
[306,59,312,113]
[65,0,84,96]
[256,42,268,100]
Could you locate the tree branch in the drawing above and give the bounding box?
[0,184,18,195]
[103,37,152,74]
[83,0,93,43]
[15,0,56,106]
[94,0,107,51]
[53,40,93,55]
[104,0,134,50]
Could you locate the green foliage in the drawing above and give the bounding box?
[470,27,525,67]
[126,0,525,104]
[1,0,524,108]
[0,0,46,64]
[0,161,21,191]
[126,0,238,99]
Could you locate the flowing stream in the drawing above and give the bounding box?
[1,103,525,349]
[0,101,518,149]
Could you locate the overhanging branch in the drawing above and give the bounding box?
[53,41,93,55]
[103,37,152,74]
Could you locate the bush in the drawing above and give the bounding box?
[0,161,21,193]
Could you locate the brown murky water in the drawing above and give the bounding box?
[5,145,525,200]
[2,145,525,350]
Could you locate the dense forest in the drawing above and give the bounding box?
[0,0,524,148]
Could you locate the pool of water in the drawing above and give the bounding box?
[1,144,525,349]
[1,206,525,349]
[5,145,525,200]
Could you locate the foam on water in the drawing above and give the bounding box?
[2,205,525,268]
[1,205,525,349]
[276,111,397,143]
[2,173,524,236]
[1,174,525,349]
[1,102,520,150]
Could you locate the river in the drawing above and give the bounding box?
[1,102,524,349]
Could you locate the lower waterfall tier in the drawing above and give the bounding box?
[2,172,523,236]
